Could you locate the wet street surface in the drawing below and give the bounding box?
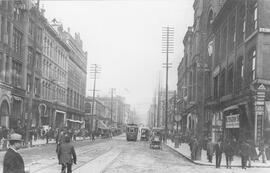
[0,135,269,173]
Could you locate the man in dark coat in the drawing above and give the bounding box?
[3,133,26,173]
[215,139,223,168]
[224,140,234,168]
[239,140,250,169]
[58,136,77,173]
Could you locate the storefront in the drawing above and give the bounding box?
[211,111,223,142]
[222,104,252,142]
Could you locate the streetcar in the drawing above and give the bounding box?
[126,123,139,141]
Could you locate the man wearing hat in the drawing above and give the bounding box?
[3,133,25,173]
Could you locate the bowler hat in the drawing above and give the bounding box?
[8,133,23,141]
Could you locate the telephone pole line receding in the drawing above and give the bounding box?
[162,26,174,143]
[90,64,101,132]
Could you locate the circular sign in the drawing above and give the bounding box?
[174,115,181,122]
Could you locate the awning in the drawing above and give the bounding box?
[223,105,239,112]
[97,120,109,129]
[66,119,84,124]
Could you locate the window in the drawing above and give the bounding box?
[213,75,218,99]
[249,48,256,83]
[236,56,244,93]
[214,32,220,66]
[220,24,227,60]
[29,20,34,37]
[12,61,22,88]
[27,74,31,93]
[37,27,42,43]
[5,56,9,82]
[12,28,23,55]
[246,0,257,37]
[34,78,40,96]
[0,53,3,79]
[228,13,236,53]
[219,70,225,97]
[237,2,245,45]
[207,10,214,34]
[36,52,41,69]
[227,64,233,94]
[188,72,192,101]
[28,47,33,66]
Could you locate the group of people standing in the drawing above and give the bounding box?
[206,138,267,169]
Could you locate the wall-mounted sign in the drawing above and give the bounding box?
[226,114,240,128]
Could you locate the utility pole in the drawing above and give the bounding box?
[162,26,174,143]
[90,64,101,132]
[110,88,115,125]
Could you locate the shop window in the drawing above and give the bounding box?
[227,64,233,94]
[219,69,225,97]
[237,1,245,46]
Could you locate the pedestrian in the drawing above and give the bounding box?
[215,139,223,168]
[224,140,234,168]
[206,138,214,163]
[58,136,77,173]
[3,133,27,173]
[257,139,266,163]
[239,140,250,169]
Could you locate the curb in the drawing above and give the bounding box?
[165,144,270,168]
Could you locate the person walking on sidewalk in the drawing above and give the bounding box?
[239,140,250,169]
[224,140,234,169]
[3,133,27,173]
[58,136,77,173]
[207,138,214,163]
[215,139,223,168]
[257,139,266,163]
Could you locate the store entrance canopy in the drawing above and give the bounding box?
[97,120,109,129]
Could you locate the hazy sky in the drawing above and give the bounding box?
[41,0,194,123]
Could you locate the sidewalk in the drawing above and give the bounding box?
[0,136,91,152]
[166,140,270,168]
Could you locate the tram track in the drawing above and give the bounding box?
[30,140,113,173]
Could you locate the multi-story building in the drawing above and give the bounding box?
[38,18,69,129]
[0,1,87,133]
[205,0,270,144]
[178,0,270,145]
[54,25,87,130]
[85,97,110,131]
[0,0,43,130]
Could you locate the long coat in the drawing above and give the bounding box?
[215,143,223,156]
[3,148,25,173]
[58,143,77,164]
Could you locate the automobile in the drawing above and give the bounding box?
[140,127,150,141]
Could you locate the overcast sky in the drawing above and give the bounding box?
[41,0,194,123]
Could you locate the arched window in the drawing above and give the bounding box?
[207,9,214,34]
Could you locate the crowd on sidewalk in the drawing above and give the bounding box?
[169,132,270,169]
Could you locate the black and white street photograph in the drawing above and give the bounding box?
[1,0,270,172]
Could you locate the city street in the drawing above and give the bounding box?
[0,135,269,173]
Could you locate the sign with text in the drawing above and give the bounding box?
[226,114,240,128]
[257,114,263,142]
